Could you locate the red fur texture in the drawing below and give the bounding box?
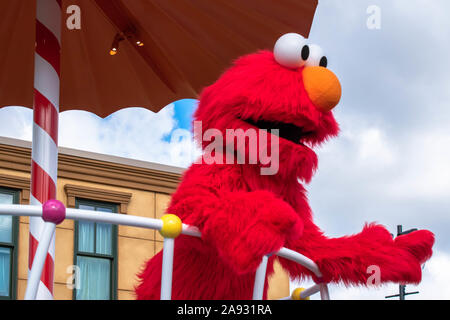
[135,51,434,299]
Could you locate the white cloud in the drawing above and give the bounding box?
[387,130,450,199]
[305,0,450,245]
[0,105,200,168]
[1,0,449,301]
[356,128,395,166]
[289,250,450,300]
[0,107,33,141]
[291,0,450,299]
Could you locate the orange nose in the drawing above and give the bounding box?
[302,66,342,112]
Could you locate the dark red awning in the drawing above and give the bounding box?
[0,0,317,117]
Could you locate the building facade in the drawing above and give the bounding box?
[0,136,289,300]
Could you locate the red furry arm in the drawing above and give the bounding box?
[199,190,304,275]
[279,222,434,286]
[169,168,304,275]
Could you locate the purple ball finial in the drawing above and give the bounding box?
[42,200,66,225]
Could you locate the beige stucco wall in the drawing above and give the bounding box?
[3,169,289,300]
[14,176,161,300]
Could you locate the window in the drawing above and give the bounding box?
[74,199,117,300]
[0,187,19,300]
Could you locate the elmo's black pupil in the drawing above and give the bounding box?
[301,45,309,60]
[320,56,328,68]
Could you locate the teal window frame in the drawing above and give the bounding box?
[0,187,19,300]
[73,198,118,300]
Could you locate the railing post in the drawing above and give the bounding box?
[319,283,330,300]
[25,200,66,300]
[252,255,269,300]
[160,238,175,300]
[159,214,183,300]
[0,202,331,300]
[25,222,56,300]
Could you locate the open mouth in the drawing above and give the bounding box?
[242,118,315,146]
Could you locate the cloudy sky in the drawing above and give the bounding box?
[1,0,449,300]
[293,0,450,299]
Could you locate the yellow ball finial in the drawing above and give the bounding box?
[292,287,310,300]
[159,214,182,238]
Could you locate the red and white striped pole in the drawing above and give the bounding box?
[28,0,62,300]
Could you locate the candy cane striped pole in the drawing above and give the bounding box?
[28,0,62,300]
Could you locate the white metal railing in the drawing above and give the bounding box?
[0,202,329,300]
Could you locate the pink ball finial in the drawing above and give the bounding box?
[42,200,66,225]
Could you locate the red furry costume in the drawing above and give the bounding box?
[136,42,434,299]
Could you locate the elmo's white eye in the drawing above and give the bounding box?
[273,33,309,68]
[305,44,328,68]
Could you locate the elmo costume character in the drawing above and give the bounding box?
[136,33,434,299]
